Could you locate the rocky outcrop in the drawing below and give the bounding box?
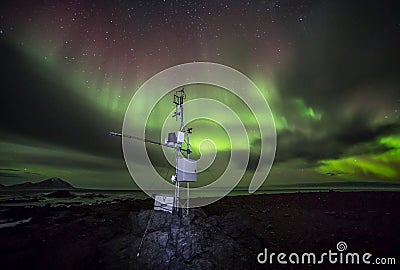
[128,209,264,270]
[46,190,75,198]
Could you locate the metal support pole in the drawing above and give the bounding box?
[172,88,192,216]
[186,125,190,216]
[186,182,189,215]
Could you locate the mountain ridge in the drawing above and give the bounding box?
[0,177,75,190]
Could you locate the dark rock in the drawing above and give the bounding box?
[324,211,337,216]
[186,258,214,270]
[2,198,41,203]
[127,209,264,270]
[46,190,74,198]
[79,193,108,199]
[220,211,251,239]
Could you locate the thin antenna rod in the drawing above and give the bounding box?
[108,132,175,149]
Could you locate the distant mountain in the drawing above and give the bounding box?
[0,177,75,190]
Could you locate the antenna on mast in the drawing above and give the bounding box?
[171,88,195,216]
[109,88,196,216]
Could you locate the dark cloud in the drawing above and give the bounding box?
[335,117,398,145]
[272,117,399,164]
[0,172,21,178]
[0,40,122,159]
[275,0,400,109]
[1,0,399,186]
[0,169,42,179]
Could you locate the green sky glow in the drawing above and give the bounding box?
[1,0,399,189]
[318,135,400,180]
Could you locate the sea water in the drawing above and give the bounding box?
[1,182,399,207]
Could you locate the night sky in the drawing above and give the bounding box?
[0,0,399,189]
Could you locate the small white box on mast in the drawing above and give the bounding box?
[177,131,185,143]
[177,158,197,182]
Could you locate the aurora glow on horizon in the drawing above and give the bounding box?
[0,0,399,189]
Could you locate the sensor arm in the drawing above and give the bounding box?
[109,131,176,149]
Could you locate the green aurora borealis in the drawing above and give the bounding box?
[0,0,399,189]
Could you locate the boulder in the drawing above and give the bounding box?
[46,190,74,198]
[128,209,264,269]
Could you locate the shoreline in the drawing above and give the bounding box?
[0,191,399,269]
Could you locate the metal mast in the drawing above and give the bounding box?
[172,88,192,216]
[109,88,196,216]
